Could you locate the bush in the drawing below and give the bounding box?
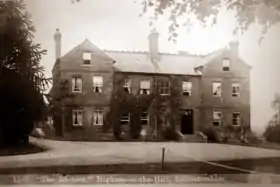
[162,126,179,141]
[201,127,229,143]
[242,131,259,144]
[264,124,280,143]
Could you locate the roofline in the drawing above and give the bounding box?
[103,49,205,57]
[114,70,201,77]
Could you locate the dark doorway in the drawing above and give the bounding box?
[181,109,194,135]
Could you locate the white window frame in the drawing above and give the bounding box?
[232,112,241,126]
[140,80,151,95]
[72,109,83,127]
[93,110,103,126]
[182,81,192,96]
[141,111,149,126]
[72,77,82,93]
[222,58,230,71]
[158,80,170,96]
[213,81,222,97]
[232,83,240,97]
[120,112,130,125]
[93,76,103,93]
[123,79,131,93]
[83,52,92,65]
[213,110,222,126]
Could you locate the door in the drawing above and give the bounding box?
[181,109,194,135]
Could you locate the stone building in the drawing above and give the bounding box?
[50,29,251,141]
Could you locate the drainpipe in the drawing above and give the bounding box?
[61,105,65,137]
[153,76,158,140]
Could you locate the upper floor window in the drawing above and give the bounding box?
[222,58,230,71]
[93,110,103,126]
[158,80,170,95]
[182,81,192,96]
[141,112,149,125]
[120,112,130,125]
[232,83,240,97]
[213,81,222,97]
[72,109,83,127]
[83,52,92,65]
[213,110,222,126]
[72,77,82,93]
[140,80,151,95]
[232,112,241,126]
[123,79,131,93]
[93,76,103,93]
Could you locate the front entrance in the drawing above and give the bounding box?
[181,109,194,135]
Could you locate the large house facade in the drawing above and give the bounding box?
[50,29,251,141]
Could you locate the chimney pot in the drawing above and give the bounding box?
[54,28,62,60]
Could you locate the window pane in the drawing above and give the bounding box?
[94,110,103,125]
[213,110,222,119]
[83,52,91,60]
[140,80,150,89]
[213,82,222,96]
[93,76,103,85]
[73,110,82,126]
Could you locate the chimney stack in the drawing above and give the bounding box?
[149,29,159,61]
[228,41,239,57]
[54,28,62,60]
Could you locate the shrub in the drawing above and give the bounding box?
[162,126,179,141]
[264,124,280,143]
[201,127,229,143]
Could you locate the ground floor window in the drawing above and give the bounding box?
[72,109,83,127]
[120,112,130,125]
[141,112,149,125]
[232,112,241,126]
[93,110,103,126]
[213,110,222,126]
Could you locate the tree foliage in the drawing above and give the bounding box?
[0,0,49,146]
[140,0,280,42]
[263,93,280,143]
[73,0,280,42]
[106,75,182,141]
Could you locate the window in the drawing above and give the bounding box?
[120,112,130,125]
[222,58,230,71]
[93,110,103,126]
[213,82,222,97]
[72,109,83,127]
[232,112,241,126]
[182,81,192,96]
[232,83,240,97]
[158,80,170,95]
[72,77,82,93]
[83,52,91,65]
[141,112,149,125]
[140,80,151,95]
[93,76,103,93]
[123,79,131,93]
[213,110,222,126]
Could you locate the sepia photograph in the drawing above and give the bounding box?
[1,0,280,185]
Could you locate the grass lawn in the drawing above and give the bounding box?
[0,143,45,157]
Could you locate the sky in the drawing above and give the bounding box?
[25,0,280,135]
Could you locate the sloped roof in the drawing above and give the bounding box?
[194,49,224,68]
[105,50,203,75]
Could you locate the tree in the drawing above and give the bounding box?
[48,79,74,137]
[73,0,280,43]
[263,93,280,143]
[0,0,49,146]
[140,0,280,42]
